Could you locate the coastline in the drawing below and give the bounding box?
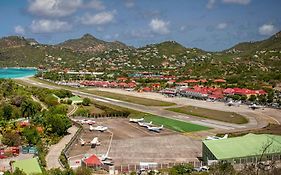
[0,67,37,79]
[0,66,38,70]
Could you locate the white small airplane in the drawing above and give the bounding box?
[90,137,101,146]
[206,134,228,140]
[79,138,86,146]
[90,125,108,132]
[125,88,134,91]
[103,160,114,166]
[129,118,144,123]
[99,154,112,161]
[225,100,241,107]
[147,125,164,132]
[138,121,152,127]
[249,104,264,110]
[80,119,95,125]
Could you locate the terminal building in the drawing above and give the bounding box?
[202,133,281,165]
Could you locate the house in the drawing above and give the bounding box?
[69,96,83,104]
[82,154,102,169]
[213,79,226,83]
[12,158,42,175]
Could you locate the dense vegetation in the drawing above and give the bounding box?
[0,79,73,167]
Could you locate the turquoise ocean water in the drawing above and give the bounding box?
[0,68,37,79]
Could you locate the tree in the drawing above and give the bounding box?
[267,91,274,103]
[209,161,236,175]
[45,114,72,136]
[74,107,90,117]
[2,103,13,120]
[82,98,91,106]
[2,132,21,146]
[45,94,59,107]
[54,89,73,98]
[75,167,92,175]
[248,95,257,102]
[21,99,40,119]
[169,164,194,175]
[257,95,266,104]
[22,127,40,145]
[49,104,68,115]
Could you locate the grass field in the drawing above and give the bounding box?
[167,106,248,124]
[18,78,176,107]
[130,113,211,132]
[86,89,176,107]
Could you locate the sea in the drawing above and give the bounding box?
[0,68,37,79]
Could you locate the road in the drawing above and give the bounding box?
[45,105,78,170]
[19,78,272,132]
[31,95,48,111]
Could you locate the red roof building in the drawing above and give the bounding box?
[142,87,152,92]
[82,155,102,168]
[214,79,226,83]
[184,79,199,83]
[117,77,128,82]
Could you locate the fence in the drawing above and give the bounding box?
[73,113,129,119]
[59,120,84,168]
[101,161,202,174]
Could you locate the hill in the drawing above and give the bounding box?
[57,34,129,53]
[226,31,281,53]
[0,36,93,68]
[0,31,280,85]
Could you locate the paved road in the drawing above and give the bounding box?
[45,105,78,170]
[19,78,269,132]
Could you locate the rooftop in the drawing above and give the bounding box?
[203,133,281,160]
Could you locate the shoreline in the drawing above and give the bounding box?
[0,66,38,70]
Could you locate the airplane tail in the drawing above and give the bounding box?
[149,121,152,125]
[160,125,164,129]
[223,134,228,139]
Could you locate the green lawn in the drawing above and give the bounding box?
[130,113,211,132]
[167,106,248,124]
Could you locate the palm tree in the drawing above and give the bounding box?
[21,99,37,119]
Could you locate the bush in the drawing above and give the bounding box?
[74,107,90,117]
[82,98,91,106]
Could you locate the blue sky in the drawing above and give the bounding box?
[0,0,280,51]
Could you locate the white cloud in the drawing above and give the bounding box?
[30,19,72,33]
[80,11,115,25]
[217,23,228,29]
[207,0,216,9]
[180,26,186,31]
[14,25,25,35]
[149,18,170,35]
[258,24,277,36]
[28,0,82,17]
[124,0,135,8]
[222,0,251,5]
[87,0,105,10]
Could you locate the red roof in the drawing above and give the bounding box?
[142,87,151,92]
[83,155,102,166]
[199,79,208,83]
[127,82,136,88]
[184,79,198,83]
[214,79,226,83]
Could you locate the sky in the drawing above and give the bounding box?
[0,0,280,51]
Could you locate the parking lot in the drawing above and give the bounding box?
[68,118,202,166]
